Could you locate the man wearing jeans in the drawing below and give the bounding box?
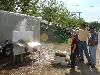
[88,27,98,68]
[78,24,90,63]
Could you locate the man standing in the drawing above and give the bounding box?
[78,24,90,63]
[88,27,98,68]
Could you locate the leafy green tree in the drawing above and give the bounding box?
[0,0,15,12]
[88,21,100,31]
[15,0,39,15]
[41,0,71,26]
[40,0,85,43]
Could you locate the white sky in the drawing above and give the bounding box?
[57,0,100,22]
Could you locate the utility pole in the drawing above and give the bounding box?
[71,11,82,25]
[71,12,82,19]
[76,12,82,19]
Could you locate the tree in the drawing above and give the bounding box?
[15,0,39,15]
[40,0,85,43]
[88,21,100,31]
[41,0,72,26]
[0,0,16,12]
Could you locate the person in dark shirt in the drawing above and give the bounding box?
[88,27,98,68]
[73,30,79,59]
[68,32,77,68]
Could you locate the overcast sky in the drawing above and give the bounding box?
[58,0,100,22]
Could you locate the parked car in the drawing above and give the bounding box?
[0,40,13,56]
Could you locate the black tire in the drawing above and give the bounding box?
[2,44,13,56]
[5,47,13,56]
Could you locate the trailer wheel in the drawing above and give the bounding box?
[2,44,13,56]
[5,47,13,56]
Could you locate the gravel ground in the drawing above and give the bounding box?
[0,33,100,75]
